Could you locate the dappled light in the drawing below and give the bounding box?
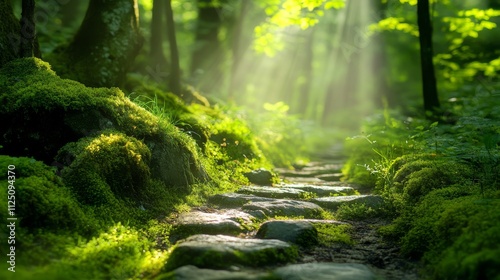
[1,0,500,279]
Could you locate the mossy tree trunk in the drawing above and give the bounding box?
[0,0,20,68]
[417,0,440,113]
[54,0,143,87]
[165,0,181,96]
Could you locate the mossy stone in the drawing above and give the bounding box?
[0,58,209,190]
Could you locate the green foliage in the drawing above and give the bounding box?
[254,0,345,56]
[335,203,384,221]
[313,223,353,245]
[0,156,97,236]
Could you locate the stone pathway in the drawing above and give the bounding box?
[158,145,419,279]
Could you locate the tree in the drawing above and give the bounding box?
[150,0,168,68]
[190,0,225,93]
[417,0,440,112]
[19,0,36,58]
[0,0,20,68]
[50,0,143,87]
[165,0,181,96]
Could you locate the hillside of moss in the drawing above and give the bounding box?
[0,57,314,279]
[342,98,500,279]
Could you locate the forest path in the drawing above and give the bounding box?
[160,145,420,279]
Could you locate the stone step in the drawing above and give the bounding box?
[241,199,323,219]
[169,209,255,242]
[164,234,298,271]
[159,262,377,280]
[237,186,305,199]
[311,195,384,211]
[271,263,376,280]
[256,220,318,247]
[279,184,356,196]
[158,265,268,280]
[208,193,276,208]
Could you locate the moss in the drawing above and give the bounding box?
[0,156,96,235]
[57,132,151,204]
[0,58,209,188]
[313,223,353,245]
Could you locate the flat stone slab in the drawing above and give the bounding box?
[208,193,275,208]
[271,263,376,280]
[158,265,269,280]
[242,199,323,218]
[311,195,384,210]
[170,210,254,242]
[316,173,344,182]
[281,184,356,196]
[277,164,343,178]
[237,186,305,199]
[164,235,298,271]
[256,220,318,247]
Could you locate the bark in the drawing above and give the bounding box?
[0,0,20,67]
[417,0,440,112]
[165,0,181,96]
[228,0,249,99]
[53,0,143,87]
[19,0,36,57]
[298,28,315,116]
[190,0,224,93]
[150,0,168,68]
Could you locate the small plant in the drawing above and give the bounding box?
[298,191,318,200]
[335,203,383,221]
[313,223,353,245]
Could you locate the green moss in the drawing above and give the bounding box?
[313,223,353,245]
[0,58,209,187]
[0,156,97,235]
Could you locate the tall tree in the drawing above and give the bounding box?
[165,0,181,96]
[19,0,36,57]
[51,0,143,87]
[417,0,440,112]
[190,0,225,93]
[150,0,168,68]
[0,0,20,68]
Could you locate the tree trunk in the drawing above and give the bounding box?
[190,0,224,93]
[52,0,143,87]
[228,0,249,100]
[0,0,20,68]
[150,0,168,68]
[165,0,181,96]
[298,28,315,116]
[417,0,440,112]
[19,0,36,57]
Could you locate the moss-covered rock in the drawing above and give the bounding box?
[56,132,151,206]
[0,58,209,190]
[393,188,500,279]
[0,156,96,235]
